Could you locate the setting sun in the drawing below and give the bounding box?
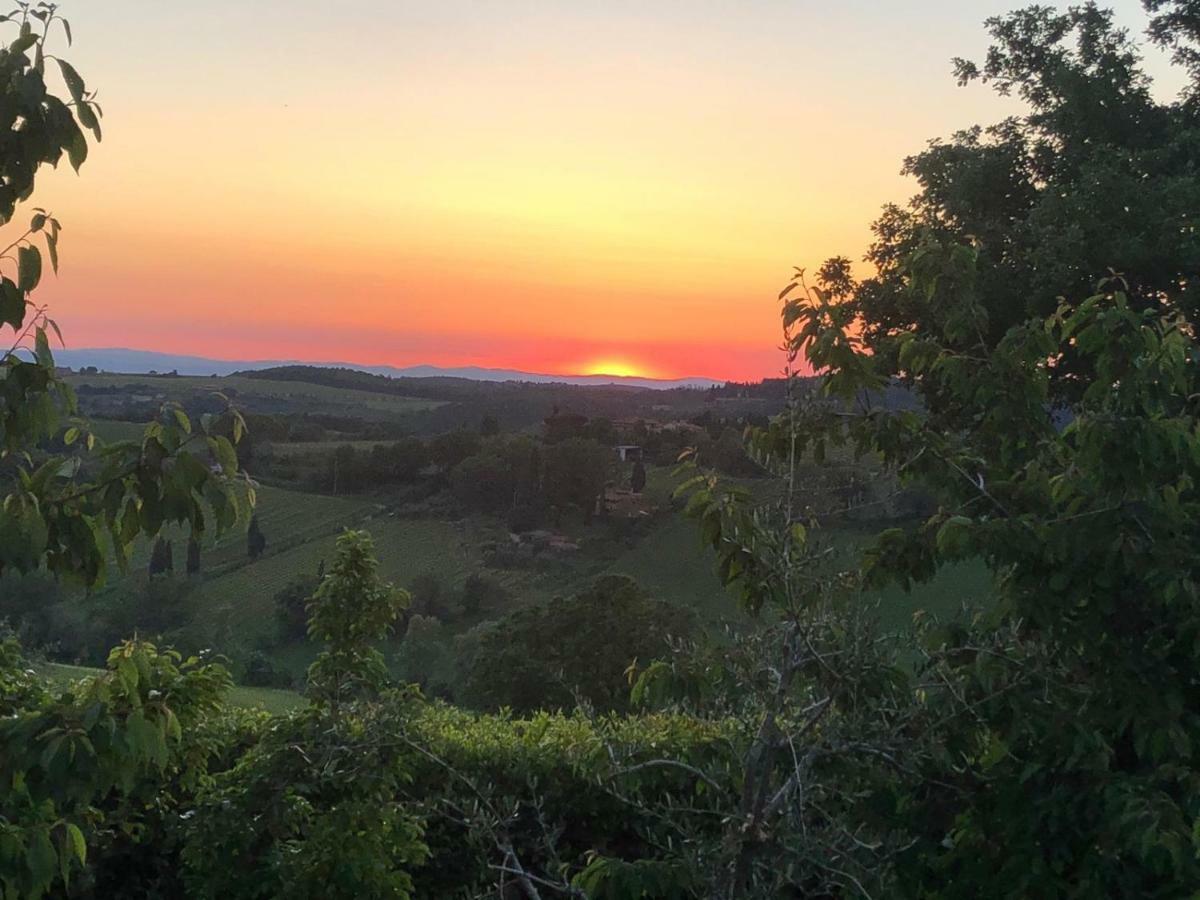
[579,358,656,379]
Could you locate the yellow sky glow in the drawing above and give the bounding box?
[24,1,1177,380]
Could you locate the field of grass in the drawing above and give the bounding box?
[49,450,991,694]
[638,465,992,629]
[91,484,376,592]
[601,514,734,620]
[185,513,508,656]
[850,546,991,632]
[40,663,303,714]
[66,373,444,421]
[599,513,991,631]
[264,439,389,458]
[793,521,992,631]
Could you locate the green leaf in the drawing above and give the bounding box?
[76,101,101,140]
[9,31,38,54]
[40,734,65,770]
[35,326,53,367]
[19,244,42,292]
[172,407,192,434]
[935,515,972,556]
[210,436,238,475]
[67,130,87,172]
[117,655,139,692]
[27,830,56,892]
[45,229,58,273]
[65,823,86,865]
[671,474,706,500]
[791,522,807,546]
[0,278,24,328]
[55,58,86,104]
[34,326,53,367]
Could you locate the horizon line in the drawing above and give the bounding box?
[54,345,741,386]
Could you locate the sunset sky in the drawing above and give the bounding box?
[29,1,1182,381]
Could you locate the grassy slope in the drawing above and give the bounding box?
[195,514,487,642]
[181,467,990,650]
[600,514,732,621]
[91,484,373,593]
[67,373,443,421]
[55,364,990,680]
[264,439,391,458]
[600,513,991,631]
[603,465,991,630]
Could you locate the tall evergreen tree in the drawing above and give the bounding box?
[147,537,173,577]
[631,459,647,494]
[185,534,201,576]
[247,515,267,560]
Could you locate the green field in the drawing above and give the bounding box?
[183,469,988,648]
[84,484,393,663]
[93,483,376,589]
[47,442,991,690]
[264,439,391,458]
[600,513,991,630]
[600,514,733,620]
[67,372,444,421]
[192,514,490,641]
[612,465,991,630]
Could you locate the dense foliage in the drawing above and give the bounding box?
[3,2,1200,898]
[0,7,253,589]
[456,574,695,714]
[851,1,1200,388]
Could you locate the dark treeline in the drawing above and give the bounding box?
[260,407,764,505]
[239,364,731,431]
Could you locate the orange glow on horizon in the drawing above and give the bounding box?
[22,2,1116,382]
[579,358,657,379]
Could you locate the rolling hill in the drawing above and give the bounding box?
[53,347,724,390]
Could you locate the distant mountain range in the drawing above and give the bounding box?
[52,348,725,391]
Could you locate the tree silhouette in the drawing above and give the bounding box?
[147,537,173,577]
[185,534,201,576]
[848,3,1200,396]
[247,515,267,560]
[631,459,647,494]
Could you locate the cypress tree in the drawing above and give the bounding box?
[631,459,647,494]
[186,534,201,576]
[247,515,267,560]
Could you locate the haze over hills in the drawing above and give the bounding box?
[52,348,725,390]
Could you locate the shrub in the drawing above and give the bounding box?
[458,572,508,615]
[456,575,694,714]
[241,650,292,688]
